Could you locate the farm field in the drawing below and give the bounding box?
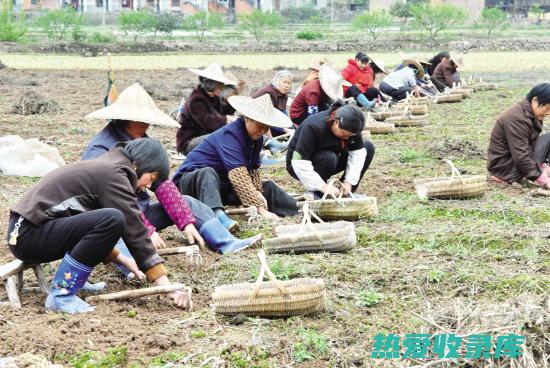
[0,52,549,367]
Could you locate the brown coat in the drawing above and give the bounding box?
[432,59,457,87]
[487,99,542,183]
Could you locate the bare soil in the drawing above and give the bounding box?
[0,67,548,367]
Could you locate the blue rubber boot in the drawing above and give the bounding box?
[357,94,376,110]
[215,209,239,234]
[45,253,95,314]
[82,281,106,293]
[199,218,262,255]
[266,139,289,154]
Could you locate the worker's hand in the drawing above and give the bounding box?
[154,275,193,311]
[257,206,279,220]
[150,231,166,250]
[183,223,205,247]
[259,193,268,208]
[341,181,353,196]
[115,254,145,281]
[321,183,341,198]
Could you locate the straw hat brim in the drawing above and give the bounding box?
[319,66,352,101]
[450,57,464,68]
[370,59,390,74]
[228,96,292,129]
[402,59,425,79]
[85,104,179,128]
[188,67,237,86]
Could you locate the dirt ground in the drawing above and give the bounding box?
[0,67,549,367]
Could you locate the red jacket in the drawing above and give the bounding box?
[341,59,374,94]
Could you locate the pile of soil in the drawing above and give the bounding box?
[11,90,61,115]
[430,138,485,160]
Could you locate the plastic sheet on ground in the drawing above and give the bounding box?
[0,135,65,177]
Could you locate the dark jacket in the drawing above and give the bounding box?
[11,149,163,271]
[487,99,542,183]
[173,117,262,185]
[432,59,457,87]
[176,85,235,153]
[286,109,364,174]
[251,83,288,112]
[82,120,151,210]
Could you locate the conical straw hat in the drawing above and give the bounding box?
[188,63,237,85]
[370,58,390,74]
[85,83,178,127]
[319,65,352,101]
[402,59,425,79]
[228,94,292,129]
[450,54,464,68]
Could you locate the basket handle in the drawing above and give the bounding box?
[250,250,289,299]
[443,159,465,185]
[320,178,344,200]
[299,202,325,233]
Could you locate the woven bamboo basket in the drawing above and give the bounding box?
[212,250,326,317]
[361,129,372,141]
[471,83,497,92]
[264,204,356,253]
[385,115,428,127]
[407,104,429,115]
[435,93,463,103]
[364,122,396,134]
[453,88,473,98]
[414,160,487,199]
[371,110,401,121]
[304,180,378,220]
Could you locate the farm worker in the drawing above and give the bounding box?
[394,58,438,97]
[290,65,351,126]
[379,59,424,101]
[83,83,261,257]
[173,94,299,222]
[286,103,375,199]
[7,138,192,314]
[426,51,450,77]
[341,52,387,110]
[432,53,464,91]
[251,70,294,153]
[487,83,550,187]
[176,63,240,155]
[300,56,333,88]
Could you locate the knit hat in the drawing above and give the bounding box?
[335,105,365,134]
[85,83,179,127]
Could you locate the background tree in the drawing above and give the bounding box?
[35,8,86,41]
[0,0,27,42]
[238,10,282,42]
[389,1,411,34]
[118,10,155,41]
[409,3,468,40]
[477,7,508,37]
[181,12,224,42]
[351,10,393,40]
[152,12,178,37]
[530,5,545,25]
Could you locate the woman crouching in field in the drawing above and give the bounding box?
[487,83,550,188]
[6,139,191,314]
[83,83,261,258]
